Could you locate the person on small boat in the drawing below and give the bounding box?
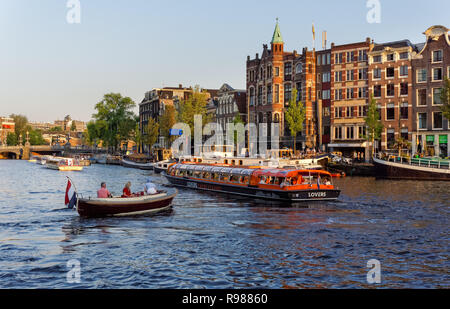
[144,178,157,195]
[97,182,112,198]
[122,182,132,198]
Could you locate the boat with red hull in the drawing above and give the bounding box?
[164,163,340,203]
[77,190,177,218]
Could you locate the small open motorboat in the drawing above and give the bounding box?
[77,189,177,218]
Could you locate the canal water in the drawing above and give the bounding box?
[0,160,448,288]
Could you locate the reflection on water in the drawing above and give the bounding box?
[0,160,448,288]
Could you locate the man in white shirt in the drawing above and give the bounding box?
[144,178,157,195]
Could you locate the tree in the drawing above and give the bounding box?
[440,77,450,121]
[232,113,245,146]
[47,126,63,134]
[6,132,17,146]
[142,117,159,153]
[93,93,137,152]
[28,129,47,145]
[70,121,77,132]
[177,86,211,133]
[86,120,108,147]
[365,94,384,158]
[159,105,177,148]
[393,137,411,157]
[285,88,306,153]
[10,114,28,138]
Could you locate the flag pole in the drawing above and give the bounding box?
[66,176,79,210]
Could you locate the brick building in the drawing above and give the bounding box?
[315,49,332,149]
[411,25,450,158]
[246,21,316,151]
[329,38,371,160]
[368,40,418,151]
[0,117,15,145]
[216,83,247,130]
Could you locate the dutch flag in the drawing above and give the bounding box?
[65,179,77,209]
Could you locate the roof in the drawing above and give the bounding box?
[271,21,283,44]
[371,40,416,52]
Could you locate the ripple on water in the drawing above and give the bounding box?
[0,161,448,288]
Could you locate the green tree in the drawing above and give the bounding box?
[6,132,17,146]
[47,126,63,134]
[440,77,450,121]
[10,114,28,138]
[142,117,159,153]
[159,105,177,148]
[365,94,384,158]
[86,120,108,147]
[232,113,245,146]
[28,129,47,145]
[93,93,137,152]
[285,88,306,153]
[177,86,211,133]
[393,137,411,157]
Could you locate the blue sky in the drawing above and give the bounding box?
[0,0,449,122]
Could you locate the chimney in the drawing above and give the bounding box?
[179,84,182,89]
[256,53,259,59]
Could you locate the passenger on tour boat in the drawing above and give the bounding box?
[144,178,157,195]
[97,182,112,198]
[122,182,132,198]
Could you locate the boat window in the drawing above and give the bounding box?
[240,176,249,184]
[231,160,235,166]
[213,173,220,181]
[239,160,243,166]
[193,171,201,178]
[198,159,202,163]
[224,159,228,164]
[219,174,229,182]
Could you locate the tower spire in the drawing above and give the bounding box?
[271,18,283,44]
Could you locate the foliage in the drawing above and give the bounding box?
[6,132,17,146]
[393,137,411,157]
[440,77,450,121]
[159,105,177,147]
[48,126,63,133]
[92,93,137,152]
[364,94,384,157]
[70,121,77,132]
[177,86,211,133]
[9,114,28,138]
[86,120,108,146]
[232,113,245,146]
[28,129,47,145]
[142,117,159,151]
[285,88,306,153]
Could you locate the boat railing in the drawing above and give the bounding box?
[379,154,450,170]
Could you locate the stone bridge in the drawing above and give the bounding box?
[0,145,63,160]
[0,145,107,160]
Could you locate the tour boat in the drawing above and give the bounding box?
[373,155,450,181]
[154,159,176,174]
[121,157,154,170]
[46,157,83,171]
[77,189,177,218]
[164,163,341,202]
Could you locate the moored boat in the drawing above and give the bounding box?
[164,163,340,202]
[373,155,450,181]
[154,159,176,174]
[46,157,83,171]
[122,156,154,170]
[77,189,177,218]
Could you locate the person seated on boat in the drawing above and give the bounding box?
[122,182,132,198]
[281,178,290,188]
[259,176,266,184]
[97,182,112,198]
[324,178,332,186]
[144,178,158,195]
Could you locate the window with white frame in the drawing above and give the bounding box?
[433,88,442,105]
[386,67,395,79]
[432,50,443,63]
[399,65,408,77]
[417,69,427,83]
[373,68,381,79]
[399,52,409,60]
[433,112,443,129]
[418,112,427,130]
[433,68,443,81]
